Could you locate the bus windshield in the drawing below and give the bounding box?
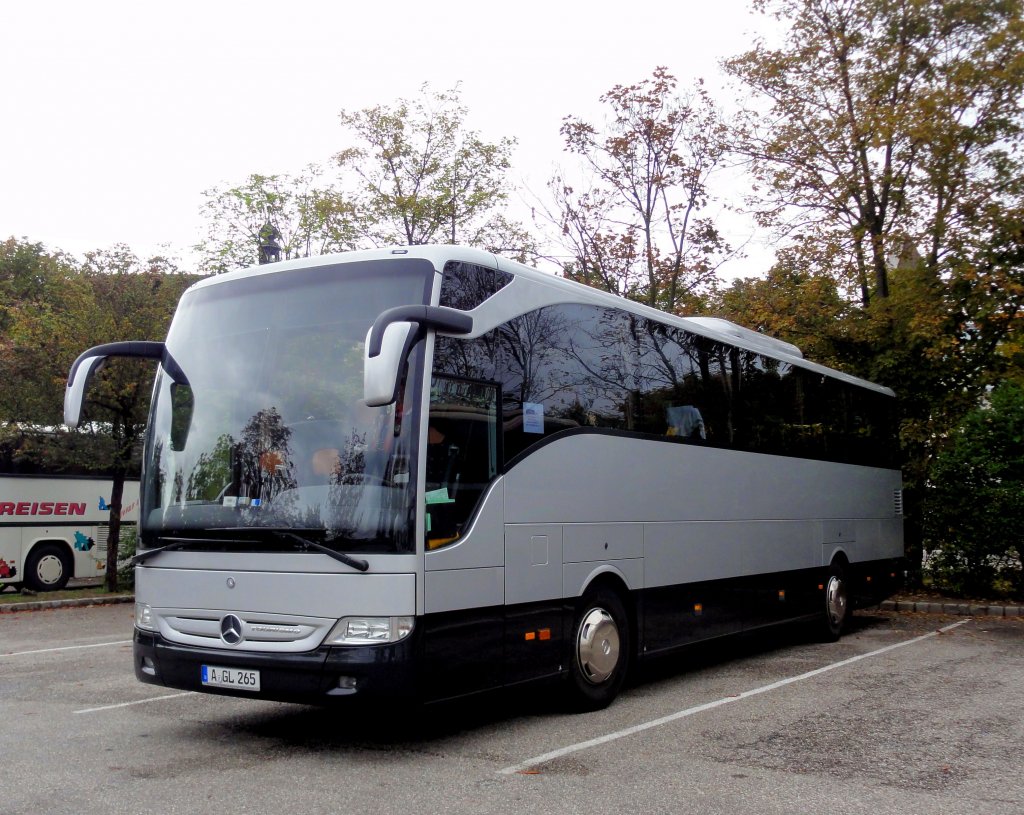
[140,258,434,554]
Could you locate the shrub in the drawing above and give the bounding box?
[923,382,1024,599]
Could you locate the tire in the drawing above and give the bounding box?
[566,587,630,712]
[25,543,73,592]
[817,562,849,642]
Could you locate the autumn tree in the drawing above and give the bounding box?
[1,239,194,590]
[550,67,730,314]
[724,0,1024,580]
[196,166,358,274]
[336,84,536,259]
[712,243,854,367]
[726,0,1024,306]
[0,239,91,428]
[78,247,195,588]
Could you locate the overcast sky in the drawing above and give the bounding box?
[3,0,778,276]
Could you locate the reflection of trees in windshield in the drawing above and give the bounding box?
[185,434,234,502]
[238,408,295,500]
[180,409,298,506]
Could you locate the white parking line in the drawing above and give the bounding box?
[75,692,195,714]
[1,640,132,658]
[498,619,970,775]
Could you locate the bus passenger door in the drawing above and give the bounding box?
[421,376,506,701]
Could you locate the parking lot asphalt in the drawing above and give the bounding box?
[3,604,1023,815]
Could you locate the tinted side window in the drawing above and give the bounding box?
[631,319,708,441]
[434,306,896,468]
[435,304,634,465]
[493,305,635,464]
[439,262,513,311]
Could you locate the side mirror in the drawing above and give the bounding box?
[364,321,418,407]
[64,341,184,428]
[363,306,473,407]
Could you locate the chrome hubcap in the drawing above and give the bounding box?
[576,607,620,684]
[825,575,847,627]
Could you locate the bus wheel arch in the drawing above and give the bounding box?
[565,575,633,711]
[25,541,74,592]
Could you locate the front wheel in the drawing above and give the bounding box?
[25,543,74,592]
[566,587,630,711]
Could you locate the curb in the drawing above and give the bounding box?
[0,594,134,614]
[879,599,1023,617]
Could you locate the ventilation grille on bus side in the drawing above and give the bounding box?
[893,490,904,516]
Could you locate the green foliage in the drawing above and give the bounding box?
[711,245,854,366]
[197,85,536,268]
[0,424,121,476]
[196,167,359,274]
[0,238,196,590]
[0,239,93,425]
[116,524,138,592]
[924,382,1024,599]
[336,83,535,257]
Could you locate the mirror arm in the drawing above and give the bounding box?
[67,341,160,382]
[367,306,473,358]
[65,341,188,428]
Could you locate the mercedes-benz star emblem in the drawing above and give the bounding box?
[220,614,243,645]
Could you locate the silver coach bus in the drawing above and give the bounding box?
[64,246,903,710]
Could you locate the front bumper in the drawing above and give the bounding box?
[134,629,419,704]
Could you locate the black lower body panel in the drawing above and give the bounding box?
[134,630,419,704]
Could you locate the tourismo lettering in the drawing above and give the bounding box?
[0,501,88,516]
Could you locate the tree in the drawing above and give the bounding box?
[726,0,1024,306]
[550,67,730,314]
[724,0,1024,580]
[924,381,1024,598]
[712,244,854,366]
[196,166,358,274]
[1,239,194,590]
[336,84,535,258]
[0,239,92,426]
[78,247,195,589]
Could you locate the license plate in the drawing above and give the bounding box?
[201,665,261,692]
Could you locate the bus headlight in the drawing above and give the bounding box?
[134,602,157,632]
[325,616,414,645]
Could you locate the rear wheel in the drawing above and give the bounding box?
[566,587,630,711]
[25,543,73,592]
[817,563,849,642]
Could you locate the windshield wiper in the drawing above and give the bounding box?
[133,530,371,572]
[271,531,370,572]
[130,537,212,566]
[218,527,371,572]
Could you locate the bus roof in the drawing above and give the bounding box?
[185,245,895,398]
